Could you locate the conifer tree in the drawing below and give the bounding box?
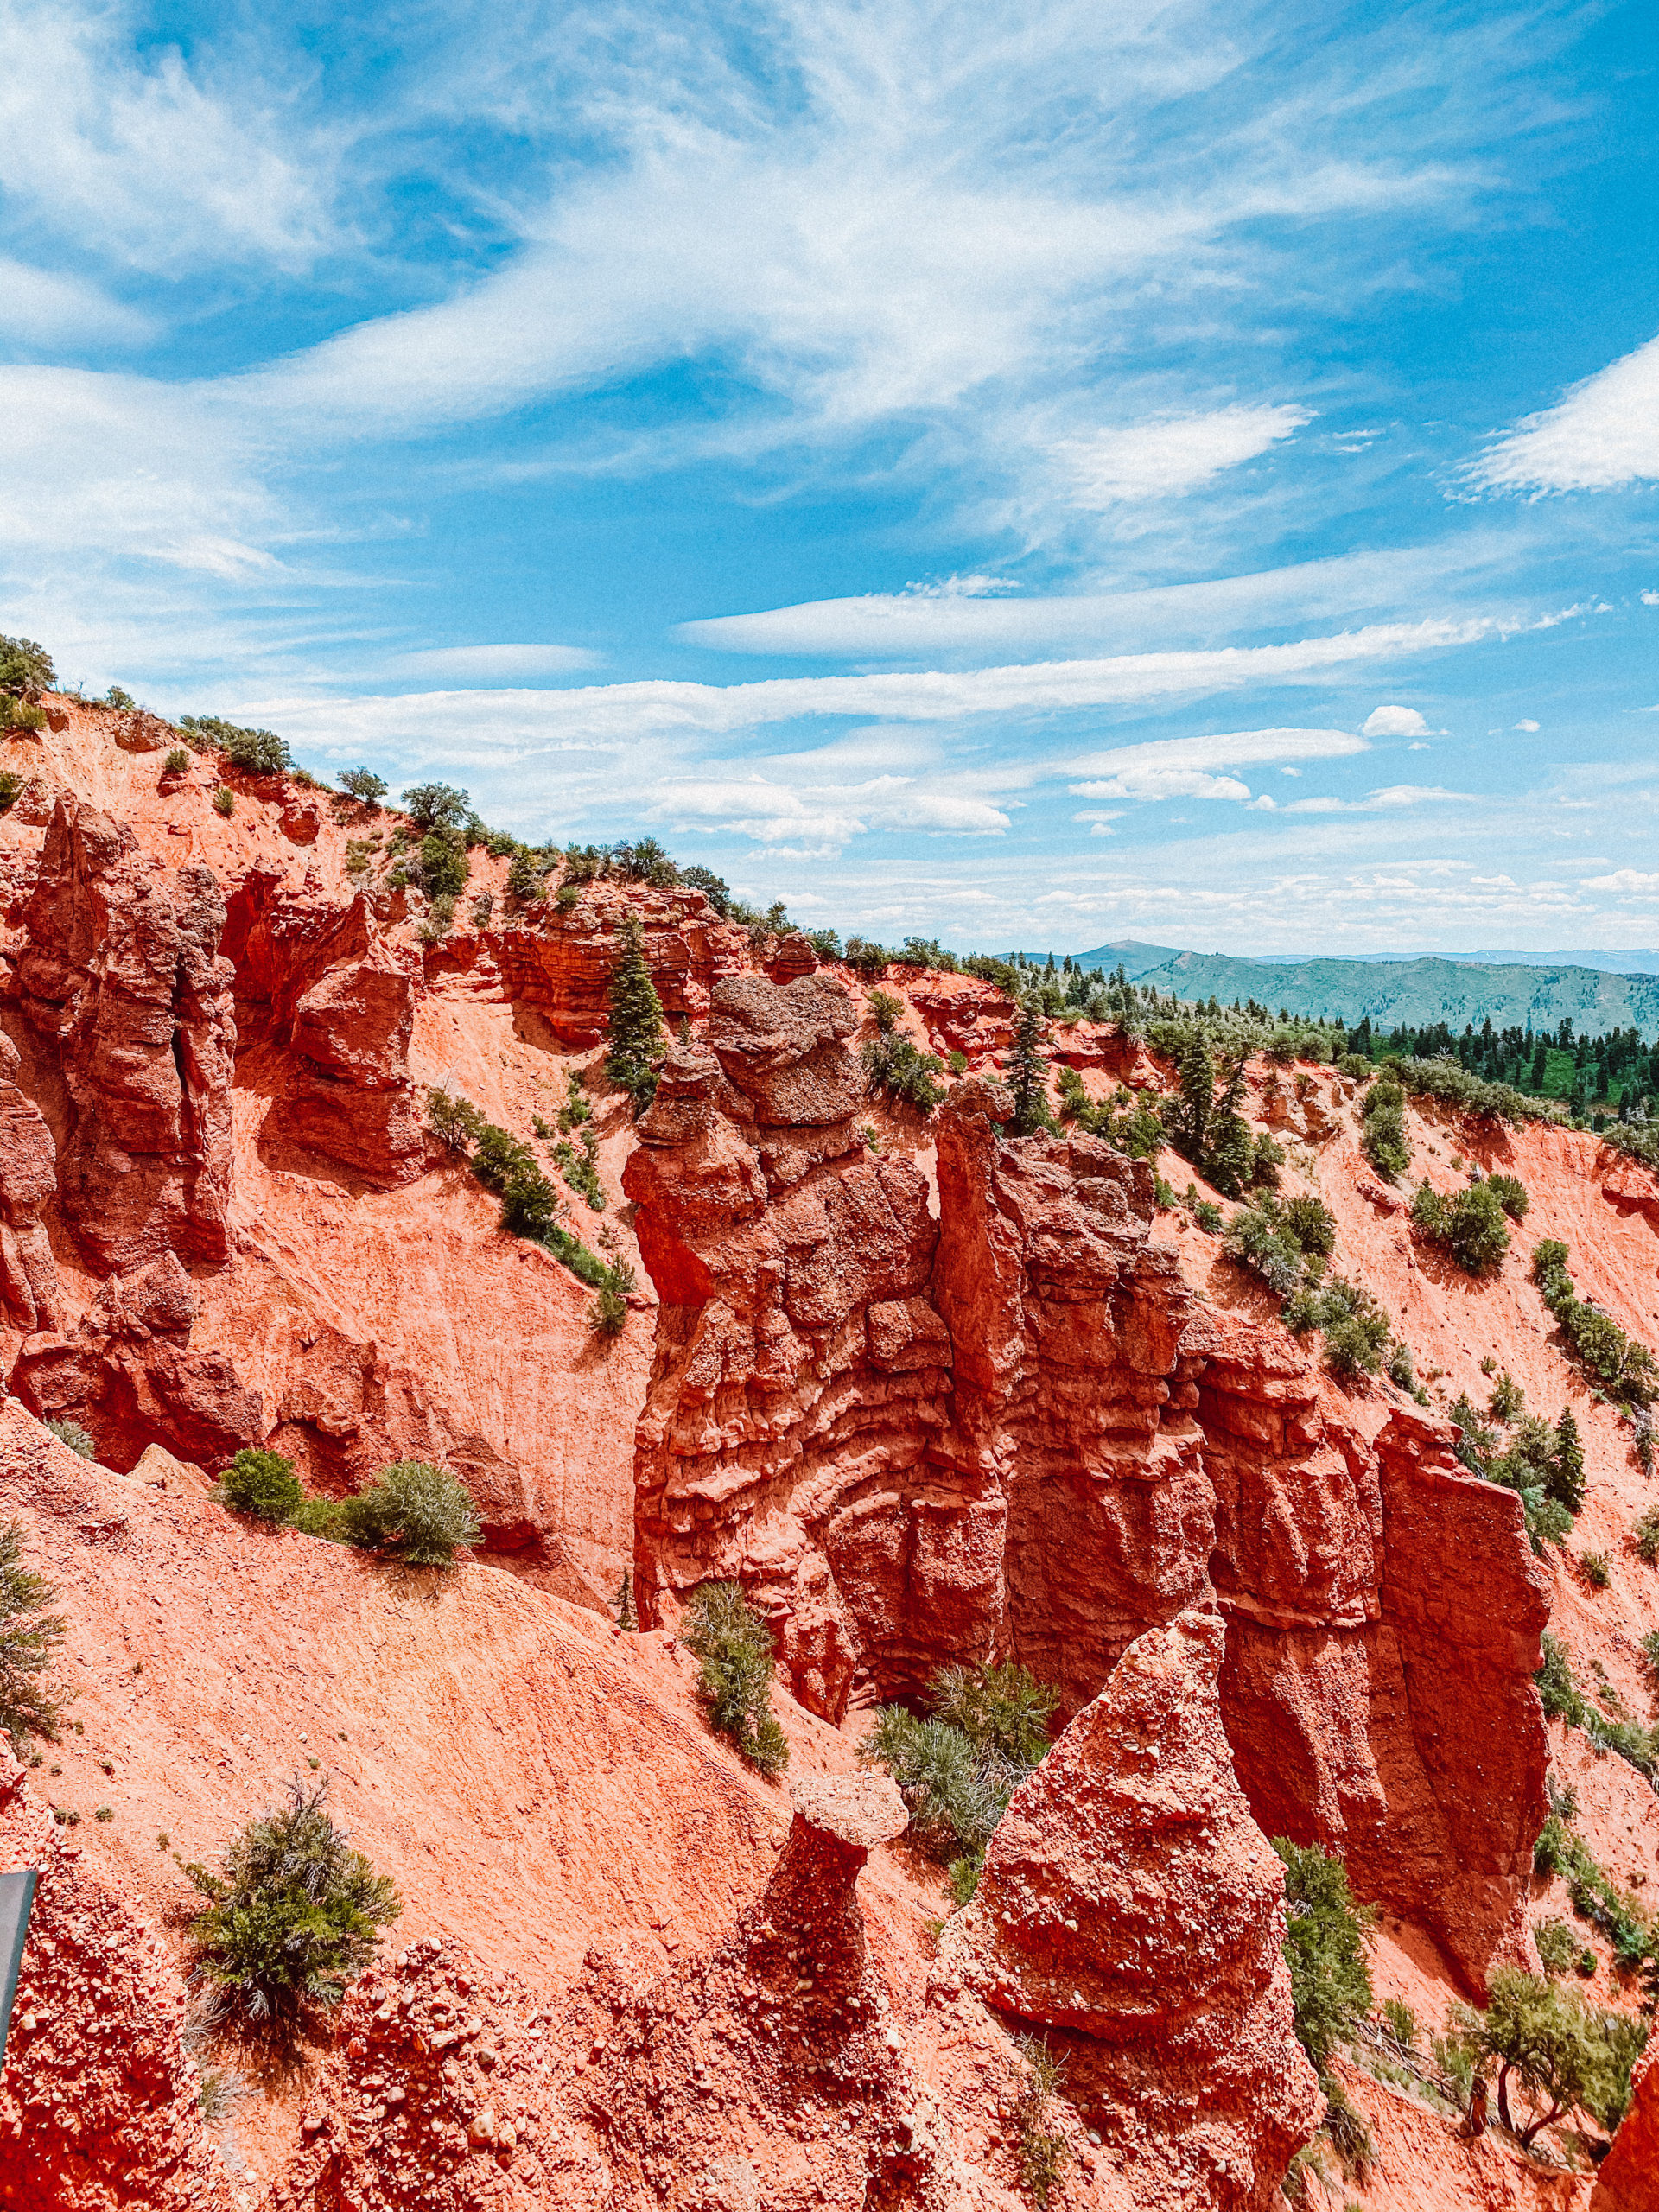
[614,1569,637,1631]
[605,915,666,1116]
[1551,1408,1586,1515]
[1007,998,1053,1135]
[1167,1031,1214,1160]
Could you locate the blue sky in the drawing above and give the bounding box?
[3,0,1656,956]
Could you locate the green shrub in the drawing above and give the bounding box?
[213,786,235,817]
[555,881,581,910]
[1487,1173,1529,1220]
[868,988,904,1033]
[45,1419,96,1459]
[0,697,45,733]
[1636,1511,1659,1567]
[1192,1198,1223,1234]
[399,781,470,832]
[681,864,731,916]
[218,1449,302,1523]
[187,1780,401,2036]
[0,1519,67,1751]
[1273,1839,1376,2073]
[1450,1967,1647,2146]
[1410,1179,1511,1274]
[181,716,290,776]
[417,829,469,899]
[338,769,386,809]
[556,1128,605,1211]
[1014,2036,1069,2209]
[1532,1241,1658,1408]
[1381,1996,1417,2048]
[1535,1808,1656,1963]
[1224,1203,1305,1297]
[1535,1634,1590,1726]
[0,634,54,696]
[1361,1074,1409,1179]
[1318,1279,1392,1379]
[861,1708,1008,1861]
[289,1496,341,1540]
[927,1659,1057,1767]
[1281,1194,1337,1258]
[162,747,190,775]
[1535,1918,1595,1979]
[681,1582,788,1776]
[1580,1551,1611,1590]
[589,1282,628,1336]
[334,1462,481,1567]
[1385,1339,1417,1393]
[1488,1370,1524,1421]
[861,1032,946,1114]
[425,1087,486,1156]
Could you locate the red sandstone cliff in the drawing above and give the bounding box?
[0,698,1651,2208]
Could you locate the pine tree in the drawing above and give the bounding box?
[1007,998,1053,1136]
[605,916,666,1116]
[1168,1031,1214,1161]
[1550,1408,1586,1515]
[613,1569,637,1631]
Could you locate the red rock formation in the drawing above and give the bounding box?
[1592,2048,1659,2212]
[627,1048,1551,1990]
[0,1030,61,1331]
[13,796,236,1270]
[490,887,748,1047]
[10,1249,264,1473]
[626,973,944,1715]
[0,1752,234,2211]
[222,875,425,1185]
[943,1611,1322,2210]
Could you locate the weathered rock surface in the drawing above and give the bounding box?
[490,888,749,1046]
[0,1028,61,1330]
[626,974,944,1715]
[0,1752,234,2211]
[10,1249,264,1473]
[14,796,236,1269]
[1593,2046,1659,2211]
[944,1610,1322,2210]
[626,1008,1551,1989]
[222,875,425,1185]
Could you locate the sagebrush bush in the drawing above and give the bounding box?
[0,1518,67,1751]
[681,1582,789,1775]
[45,1419,96,1459]
[187,1780,400,2037]
[334,1461,481,1567]
[218,1448,302,1523]
[213,786,234,817]
[1533,1239,1658,1408]
[162,747,190,775]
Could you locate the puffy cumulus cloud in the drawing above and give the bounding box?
[1361,703,1429,735]
[1465,331,1659,495]
[1053,404,1312,508]
[1582,870,1659,894]
[1512,717,1539,731]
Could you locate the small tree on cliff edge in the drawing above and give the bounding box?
[1007,998,1054,1136]
[606,915,666,1117]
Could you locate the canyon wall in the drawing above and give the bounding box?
[626,973,1552,1988]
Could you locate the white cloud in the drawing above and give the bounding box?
[1512,717,1539,731]
[257,627,1491,763]
[382,645,600,680]
[676,541,1520,659]
[1582,870,1659,894]
[1052,404,1313,508]
[0,0,340,276]
[1064,727,1368,778]
[0,257,155,346]
[1283,784,1471,813]
[1643,591,1659,607]
[1071,767,1254,802]
[1362,703,1429,735]
[1465,330,1659,495]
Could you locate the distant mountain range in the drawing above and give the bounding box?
[996,938,1659,1036]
